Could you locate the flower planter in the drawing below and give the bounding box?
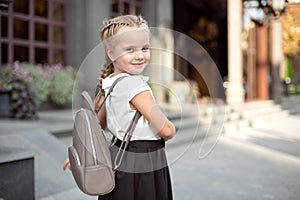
[0,88,12,118]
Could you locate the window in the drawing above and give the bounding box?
[1,44,8,64]
[53,25,64,44]
[34,0,48,18]
[13,0,29,14]
[35,48,48,64]
[0,0,67,65]
[14,45,29,62]
[1,16,8,37]
[35,23,48,41]
[13,19,29,39]
[110,0,142,17]
[53,1,65,21]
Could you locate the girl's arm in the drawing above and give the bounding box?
[130,91,175,140]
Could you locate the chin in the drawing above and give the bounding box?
[128,67,145,75]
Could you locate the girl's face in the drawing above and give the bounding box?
[107,26,150,75]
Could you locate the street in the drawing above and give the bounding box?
[168,113,300,200]
[1,108,299,200]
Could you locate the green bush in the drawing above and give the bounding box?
[1,61,76,117]
[48,69,74,105]
[0,62,38,119]
[10,78,38,119]
[288,84,300,95]
[282,57,294,84]
[20,63,51,104]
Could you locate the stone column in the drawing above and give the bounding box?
[66,0,110,69]
[270,19,284,99]
[66,0,85,69]
[226,0,245,105]
[85,0,110,54]
[247,26,256,101]
[142,0,174,104]
[66,0,111,105]
[255,23,269,100]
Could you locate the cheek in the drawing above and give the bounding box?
[112,50,124,60]
[118,54,133,64]
[144,52,150,61]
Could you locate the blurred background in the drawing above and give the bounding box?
[1,0,300,108]
[0,0,300,200]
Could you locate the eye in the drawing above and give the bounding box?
[125,47,134,53]
[142,47,150,51]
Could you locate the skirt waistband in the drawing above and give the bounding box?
[114,138,165,149]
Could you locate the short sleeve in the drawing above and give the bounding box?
[103,74,160,141]
[118,75,151,101]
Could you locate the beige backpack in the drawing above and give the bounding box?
[68,77,140,195]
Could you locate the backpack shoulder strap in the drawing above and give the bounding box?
[114,110,141,170]
[97,76,127,113]
[81,76,127,115]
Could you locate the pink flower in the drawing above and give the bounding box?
[52,64,63,70]
[13,61,20,70]
[65,65,74,72]
[20,69,29,76]
[42,71,52,80]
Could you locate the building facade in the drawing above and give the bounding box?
[0,0,67,65]
[2,0,294,105]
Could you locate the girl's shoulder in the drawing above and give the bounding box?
[123,74,149,84]
[102,73,149,91]
[120,75,149,92]
[102,73,129,90]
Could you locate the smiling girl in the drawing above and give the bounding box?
[96,15,175,200]
[64,14,175,200]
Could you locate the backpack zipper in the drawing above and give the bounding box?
[70,146,81,166]
[83,110,98,165]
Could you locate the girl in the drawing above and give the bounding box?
[64,14,175,200]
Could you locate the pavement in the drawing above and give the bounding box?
[0,110,91,200]
[0,101,300,200]
[169,113,300,200]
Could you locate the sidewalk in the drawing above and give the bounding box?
[0,103,300,199]
[169,113,300,200]
[0,109,92,200]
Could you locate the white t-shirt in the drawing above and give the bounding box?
[102,73,161,141]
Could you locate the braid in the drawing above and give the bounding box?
[94,57,114,113]
[94,15,148,111]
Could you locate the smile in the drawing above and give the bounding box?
[132,63,145,66]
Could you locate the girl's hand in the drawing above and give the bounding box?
[63,158,71,171]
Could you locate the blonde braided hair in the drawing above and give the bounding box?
[94,15,148,112]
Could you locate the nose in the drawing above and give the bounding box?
[135,50,144,60]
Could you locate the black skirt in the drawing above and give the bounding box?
[98,139,173,200]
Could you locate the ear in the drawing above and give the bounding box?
[106,48,115,62]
